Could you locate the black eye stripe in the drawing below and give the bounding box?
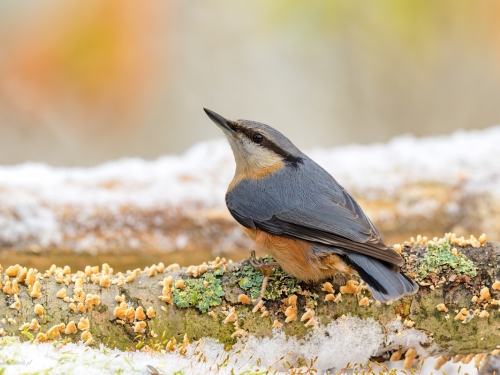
[233,123,304,166]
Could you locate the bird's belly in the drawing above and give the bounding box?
[238,225,356,281]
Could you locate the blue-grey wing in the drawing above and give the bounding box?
[226,160,403,265]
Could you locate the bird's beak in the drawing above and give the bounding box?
[203,108,236,135]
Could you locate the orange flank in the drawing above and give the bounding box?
[239,225,357,282]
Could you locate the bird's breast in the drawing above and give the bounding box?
[227,161,285,192]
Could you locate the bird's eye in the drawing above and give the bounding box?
[252,133,264,143]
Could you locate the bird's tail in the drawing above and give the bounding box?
[343,253,419,303]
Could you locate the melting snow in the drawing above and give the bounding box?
[1,126,500,249]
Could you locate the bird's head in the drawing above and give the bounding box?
[204,108,304,175]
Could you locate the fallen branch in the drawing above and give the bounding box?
[0,238,499,369]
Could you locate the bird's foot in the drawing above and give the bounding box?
[244,251,279,305]
[247,250,279,271]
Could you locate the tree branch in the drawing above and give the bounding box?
[1,241,499,368]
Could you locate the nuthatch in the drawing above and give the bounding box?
[204,108,418,302]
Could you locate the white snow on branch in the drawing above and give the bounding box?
[1,126,499,249]
[0,317,476,375]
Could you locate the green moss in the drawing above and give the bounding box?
[416,240,477,279]
[173,272,225,313]
[234,256,300,300]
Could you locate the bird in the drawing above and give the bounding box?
[203,108,419,303]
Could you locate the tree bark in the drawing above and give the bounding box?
[1,241,499,365]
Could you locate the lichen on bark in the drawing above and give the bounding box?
[0,239,498,368]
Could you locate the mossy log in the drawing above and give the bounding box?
[0,241,499,364]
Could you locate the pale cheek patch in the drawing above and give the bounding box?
[230,136,284,173]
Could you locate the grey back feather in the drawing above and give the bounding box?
[226,156,403,265]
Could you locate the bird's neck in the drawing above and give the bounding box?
[228,157,285,192]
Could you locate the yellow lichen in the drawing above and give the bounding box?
[81,330,92,341]
[390,350,402,362]
[175,280,185,289]
[65,321,77,334]
[125,307,135,320]
[84,266,92,277]
[146,307,155,319]
[6,265,20,277]
[284,305,297,323]
[135,306,146,321]
[166,263,180,271]
[252,300,264,313]
[300,308,315,328]
[324,293,335,302]
[462,353,474,364]
[178,334,190,355]
[134,321,147,333]
[223,307,237,324]
[147,265,158,277]
[56,288,67,299]
[492,281,500,290]
[166,337,177,351]
[25,269,35,287]
[34,304,44,317]
[9,295,21,310]
[404,319,415,327]
[35,333,47,342]
[340,280,360,295]
[9,279,19,294]
[78,317,89,331]
[47,324,61,339]
[31,280,41,298]
[126,271,137,283]
[75,278,84,289]
[436,303,448,312]
[99,275,110,287]
[359,297,370,306]
[479,310,490,318]
[454,308,469,322]
[28,319,40,331]
[480,287,491,302]
[237,294,251,305]
[478,233,487,245]
[434,356,450,370]
[16,267,27,283]
[403,348,418,369]
[114,302,127,320]
[475,354,486,367]
[321,282,334,293]
[77,303,86,313]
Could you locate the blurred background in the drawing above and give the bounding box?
[1,0,500,166]
[1,0,500,272]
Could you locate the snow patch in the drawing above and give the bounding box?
[1,126,500,249]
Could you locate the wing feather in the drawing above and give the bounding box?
[226,159,403,265]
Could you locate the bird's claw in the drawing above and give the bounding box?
[242,251,280,305]
[247,250,279,272]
